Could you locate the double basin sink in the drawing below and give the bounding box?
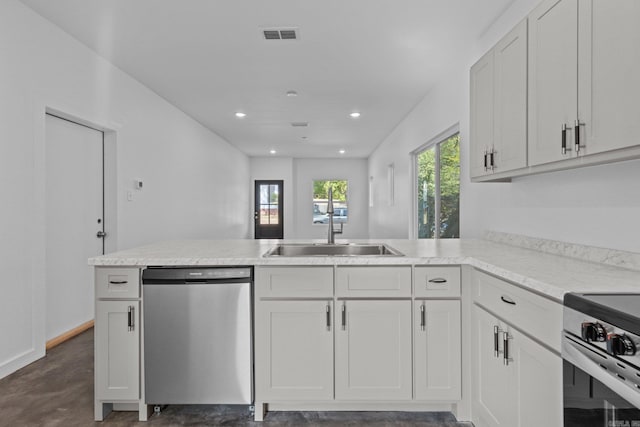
[264,243,404,257]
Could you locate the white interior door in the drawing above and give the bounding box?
[45,114,104,341]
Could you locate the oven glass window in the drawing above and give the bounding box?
[564,362,640,427]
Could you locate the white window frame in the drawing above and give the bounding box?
[410,123,460,240]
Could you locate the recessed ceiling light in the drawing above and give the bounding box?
[235,112,246,118]
[339,149,346,154]
[286,90,298,97]
[350,112,361,118]
[269,149,276,155]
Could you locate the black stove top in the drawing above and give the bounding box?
[564,293,640,336]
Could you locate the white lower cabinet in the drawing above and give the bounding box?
[94,267,143,421]
[254,265,464,421]
[472,304,562,427]
[335,300,412,400]
[95,300,140,401]
[256,300,334,401]
[414,300,461,401]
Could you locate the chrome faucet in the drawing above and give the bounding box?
[326,187,343,244]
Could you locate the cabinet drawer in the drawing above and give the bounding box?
[473,269,562,352]
[95,268,140,299]
[336,266,411,297]
[414,266,461,298]
[256,267,333,298]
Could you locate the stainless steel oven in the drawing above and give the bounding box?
[562,293,640,427]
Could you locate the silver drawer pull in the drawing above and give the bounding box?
[109,280,128,285]
[500,295,516,305]
[428,278,447,284]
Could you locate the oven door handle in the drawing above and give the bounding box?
[562,333,640,409]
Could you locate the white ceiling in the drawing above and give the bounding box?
[20,0,513,158]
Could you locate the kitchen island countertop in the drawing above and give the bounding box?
[89,238,640,302]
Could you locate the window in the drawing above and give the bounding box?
[258,183,280,225]
[313,180,348,224]
[416,133,460,239]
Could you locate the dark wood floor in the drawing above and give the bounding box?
[0,329,473,426]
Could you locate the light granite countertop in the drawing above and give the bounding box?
[89,237,640,303]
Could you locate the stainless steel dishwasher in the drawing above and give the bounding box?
[142,267,253,405]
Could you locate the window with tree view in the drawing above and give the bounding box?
[417,134,460,239]
[313,180,348,224]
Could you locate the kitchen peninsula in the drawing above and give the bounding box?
[89,234,640,424]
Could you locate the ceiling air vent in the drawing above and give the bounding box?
[291,122,308,127]
[262,28,299,40]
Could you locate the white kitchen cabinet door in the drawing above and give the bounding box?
[414,300,461,401]
[335,300,412,400]
[510,327,563,427]
[493,19,528,173]
[471,305,514,427]
[528,0,579,166]
[95,300,140,401]
[470,49,495,178]
[578,0,640,155]
[472,303,563,427]
[256,300,334,401]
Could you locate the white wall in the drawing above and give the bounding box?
[368,75,466,239]
[250,157,369,239]
[0,0,250,378]
[369,0,640,253]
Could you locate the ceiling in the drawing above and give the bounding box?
[20,0,514,158]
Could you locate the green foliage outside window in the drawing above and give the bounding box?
[417,134,460,239]
[313,180,347,202]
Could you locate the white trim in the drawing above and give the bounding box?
[16,98,120,379]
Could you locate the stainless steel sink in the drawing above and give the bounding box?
[263,243,404,257]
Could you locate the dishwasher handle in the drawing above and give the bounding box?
[142,267,253,284]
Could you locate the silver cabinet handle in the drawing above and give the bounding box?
[484,149,488,171]
[574,119,581,153]
[326,304,331,331]
[493,325,502,357]
[561,123,567,154]
[489,147,495,171]
[128,305,135,332]
[109,280,128,285]
[428,278,447,284]
[503,331,512,365]
[341,303,346,330]
[420,304,426,331]
[96,230,107,238]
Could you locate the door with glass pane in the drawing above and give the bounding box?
[254,180,283,239]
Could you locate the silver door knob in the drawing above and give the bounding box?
[96,230,107,238]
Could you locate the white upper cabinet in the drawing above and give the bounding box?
[470,19,527,178]
[529,0,640,166]
[528,0,579,166]
[493,20,528,173]
[470,49,495,178]
[578,0,640,155]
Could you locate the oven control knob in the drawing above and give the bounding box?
[581,322,607,342]
[606,333,637,356]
